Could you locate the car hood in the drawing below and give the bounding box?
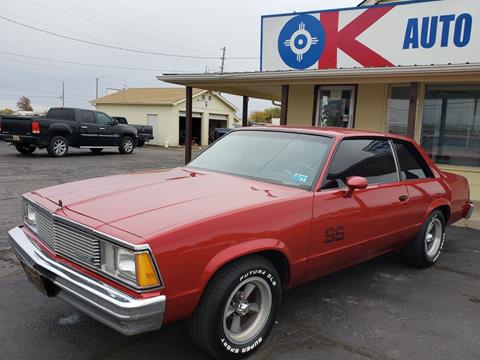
[32,168,306,238]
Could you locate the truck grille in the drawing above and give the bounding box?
[35,209,101,268]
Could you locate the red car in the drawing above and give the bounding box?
[9,127,474,359]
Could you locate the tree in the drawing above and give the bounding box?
[0,108,14,115]
[249,106,281,123]
[16,96,33,111]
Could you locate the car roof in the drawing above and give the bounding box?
[234,126,414,142]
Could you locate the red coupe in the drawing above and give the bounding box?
[9,127,474,359]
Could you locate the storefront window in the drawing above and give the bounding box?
[386,86,409,136]
[316,86,355,128]
[421,85,480,167]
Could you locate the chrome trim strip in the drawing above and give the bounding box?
[466,202,475,220]
[388,139,401,183]
[8,226,166,336]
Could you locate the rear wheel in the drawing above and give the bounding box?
[189,255,281,360]
[14,143,36,155]
[119,136,134,154]
[402,210,446,267]
[137,140,145,147]
[90,148,103,153]
[47,135,69,157]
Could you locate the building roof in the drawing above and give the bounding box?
[91,87,205,105]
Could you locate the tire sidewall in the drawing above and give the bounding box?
[423,211,446,264]
[49,136,68,157]
[215,265,281,359]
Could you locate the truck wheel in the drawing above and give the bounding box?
[14,144,36,155]
[90,148,103,153]
[189,255,281,360]
[137,140,145,147]
[402,210,446,267]
[119,136,134,154]
[47,135,69,157]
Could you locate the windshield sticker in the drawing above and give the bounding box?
[292,173,308,183]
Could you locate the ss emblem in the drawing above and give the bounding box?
[325,226,345,243]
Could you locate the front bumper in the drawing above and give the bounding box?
[8,226,166,336]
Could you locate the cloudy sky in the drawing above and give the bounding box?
[1,0,359,113]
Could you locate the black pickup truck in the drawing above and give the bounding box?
[112,116,154,147]
[0,108,138,157]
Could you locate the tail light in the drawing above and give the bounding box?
[32,121,40,134]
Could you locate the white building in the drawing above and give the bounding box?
[92,88,239,147]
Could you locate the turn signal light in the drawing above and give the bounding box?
[31,121,40,134]
[136,253,160,288]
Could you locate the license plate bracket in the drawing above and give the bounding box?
[21,262,56,297]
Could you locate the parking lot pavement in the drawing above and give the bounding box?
[1,141,479,360]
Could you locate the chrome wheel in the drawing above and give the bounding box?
[53,139,67,156]
[425,217,443,257]
[123,138,133,153]
[223,277,272,345]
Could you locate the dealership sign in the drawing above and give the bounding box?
[260,0,479,71]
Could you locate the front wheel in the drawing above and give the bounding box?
[119,136,135,154]
[402,210,446,267]
[14,143,36,155]
[47,135,69,157]
[189,255,281,360]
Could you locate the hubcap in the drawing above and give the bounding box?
[54,139,66,155]
[124,139,133,152]
[425,218,443,257]
[223,277,272,345]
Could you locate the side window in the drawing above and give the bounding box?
[96,112,113,126]
[78,110,95,124]
[322,138,398,189]
[48,108,75,121]
[393,140,434,180]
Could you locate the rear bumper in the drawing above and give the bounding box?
[0,134,40,145]
[8,226,166,336]
[138,134,154,141]
[466,202,475,220]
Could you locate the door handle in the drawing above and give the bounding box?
[99,127,105,130]
[80,126,87,129]
[399,195,409,202]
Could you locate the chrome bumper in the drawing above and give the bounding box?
[8,226,166,336]
[466,202,475,220]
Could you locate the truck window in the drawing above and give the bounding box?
[115,117,127,124]
[47,108,75,121]
[393,140,434,180]
[78,110,95,124]
[96,113,114,126]
[323,138,398,189]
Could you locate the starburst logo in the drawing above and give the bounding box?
[283,22,320,62]
[278,14,326,69]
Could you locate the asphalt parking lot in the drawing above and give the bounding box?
[0,141,479,360]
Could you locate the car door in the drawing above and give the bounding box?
[306,137,411,279]
[77,110,100,147]
[95,112,120,146]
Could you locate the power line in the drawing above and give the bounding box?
[0,15,258,60]
[0,50,200,72]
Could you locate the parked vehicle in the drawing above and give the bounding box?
[0,108,137,157]
[213,127,231,142]
[8,127,473,359]
[112,116,154,147]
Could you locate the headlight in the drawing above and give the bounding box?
[101,241,160,289]
[23,202,38,233]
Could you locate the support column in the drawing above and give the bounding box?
[407,82,419,139]
[185,86,193,164]
[280,85,289,126]
[312,85,319,126]
[242,96,249,127]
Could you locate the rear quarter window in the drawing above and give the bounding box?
[393,140,434,180]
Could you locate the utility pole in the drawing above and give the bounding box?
[93,75,107,99]
[61,81,65,107]
[220,46,226,74]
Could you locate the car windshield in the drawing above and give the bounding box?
[188,130,332,189]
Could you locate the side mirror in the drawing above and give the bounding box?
[344,176,368,198]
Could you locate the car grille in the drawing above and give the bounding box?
[35,209,101,268]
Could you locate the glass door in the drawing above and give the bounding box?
[316,86,356,128]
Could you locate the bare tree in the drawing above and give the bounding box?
[16,96,33,111]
